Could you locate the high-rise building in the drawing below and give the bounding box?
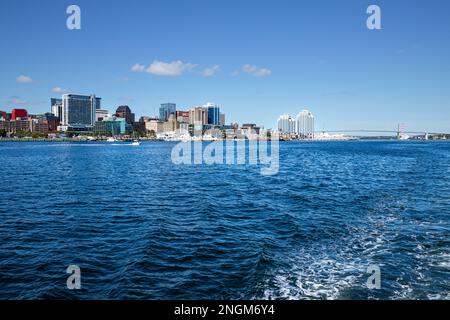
[60,94,100,131]
[95,97,101,110]
[50,98,62,117]
[50,98,63,125]
[189,106,208,126]
[11,109,28,121]
[159,103,176,121]
[206,102,220,126]
[219,112,225,126]
[296,110,314,139]
[115,105,135,124]
[277,114,295,135]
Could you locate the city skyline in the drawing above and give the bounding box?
[1,1,450,305]
[1,0,450,132]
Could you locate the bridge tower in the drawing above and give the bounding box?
[397,123,406,140]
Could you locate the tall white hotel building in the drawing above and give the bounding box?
[277,110,315,139]
[296,110,315,139]
[277,114,296,135]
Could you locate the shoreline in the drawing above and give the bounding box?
[0,138,447,143]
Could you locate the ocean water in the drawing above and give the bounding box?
[0,140,449,300]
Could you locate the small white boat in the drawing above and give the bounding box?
[107,137,117,142]
[131,140,140,146]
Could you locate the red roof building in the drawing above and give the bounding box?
[11,109,28,120]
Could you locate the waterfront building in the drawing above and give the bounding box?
[159,103,176,121]
[219,112,225,126]
[96,109,110,122]
[0,112,59,134]
[179,123,189,135]
[0,120,8,133]
[277,114,295,135]
[11,109,28,121]
[29,118,49,133]
[206,102,220,126]
[94,117,130,136]
[132,121,146,133]
[0,120,6,132]
[296,110,314,139]
[241,123,261,135]
[163,114,179,132]
[43,113,60,132]
[3,120,30,133]
[60,94,101,131]
[224,128,236,138]
[145,119,164,133]
[0,111,9,121]
[115,105,135,124]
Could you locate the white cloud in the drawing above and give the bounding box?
[16,75,33,83]
[201,65,220,77]
[52,87,68,94]
[147,60,196,76]
[242,64,272,77]
[131,64,146,72]
[131,60,196,76]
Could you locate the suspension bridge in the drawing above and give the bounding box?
[316,124,449,139]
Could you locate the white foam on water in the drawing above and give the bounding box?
[261,244,371,300]
[261,195,412,300]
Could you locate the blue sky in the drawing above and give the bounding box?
[1,0,449,132]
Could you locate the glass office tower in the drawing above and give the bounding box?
[61,94,101,130]
[206,103,220,126]
[159,103,176,121]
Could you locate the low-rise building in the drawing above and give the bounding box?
[176,111,190,124]
[145,119,164,133]
[94,117,131,136]
[29,119,49,133]
[11,109,28,121]
[0,111,9,121]
[5,120,31,133]
[96,109,110,122]
[163,114,179,132]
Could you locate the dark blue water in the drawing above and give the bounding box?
[0,141,449,299]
